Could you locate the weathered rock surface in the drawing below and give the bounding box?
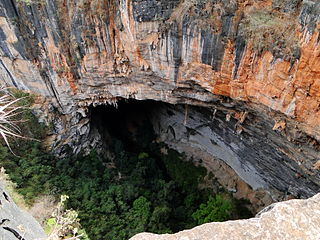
[0,185,47,240]
[0,0,319,212]
[130,193,320,240]
[149,102,319,207]
[0,0,318,139]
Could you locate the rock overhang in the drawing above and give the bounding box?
[0,0,318,213]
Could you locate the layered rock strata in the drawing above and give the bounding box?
[149,102,319,206]
[0,0,319,207]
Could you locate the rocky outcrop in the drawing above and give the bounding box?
[0,0,318,134]
[130,193,320,240]
[0,185,47,240]
[0,0,319,209]
[148,102,319,207]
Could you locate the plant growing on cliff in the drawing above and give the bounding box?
[240,8,300,62]
[0,88,28,152]
[0,100,253,239]
[17,0,44,5]
[46,195,89,240]
[17,0,32,4]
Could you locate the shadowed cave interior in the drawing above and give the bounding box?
[3,97,312,240]
[86,99,254,238]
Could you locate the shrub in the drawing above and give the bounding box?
[46,195,90,240]
[240,8,300,62]
[0,93,253,239]
[29,195,56,225]
[192,194,232,224]
[17,0,44,5]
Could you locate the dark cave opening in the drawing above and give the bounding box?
[3,96,317,239]
[7,96,317,240]
[5,95,315,240]
[86,99,254,238]
[90,99,157,152]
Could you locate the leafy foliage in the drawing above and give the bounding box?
[17,0,44,5]
[45,195,90,240]
[192,195,232,224]
[0,98,253,240]
[0,141,212,239]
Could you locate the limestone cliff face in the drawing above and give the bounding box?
[0,0,319,131]
[0,0,319,202]
[149,103,319,208]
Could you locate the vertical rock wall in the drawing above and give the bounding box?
[149,103,319,201]
[0,0,318,203]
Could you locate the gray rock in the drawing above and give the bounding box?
[130,193,320,240]
[0,186,46,240]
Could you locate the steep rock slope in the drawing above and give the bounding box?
[149,103,319,205]
[0,0,319,134]
[0,0,319,203]
[0,185,47,240]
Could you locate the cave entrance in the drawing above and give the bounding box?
[83,99,254,239]
[90,99,156,153]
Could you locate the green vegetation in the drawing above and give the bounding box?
[192,195,232,224]
[0,93,252,239]
[17,0,44,5]
[17,0,33,4]
[240,8,300,62]
[44,195,90,239]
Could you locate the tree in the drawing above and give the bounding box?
[192,195,232,224]
[127,196,151,234]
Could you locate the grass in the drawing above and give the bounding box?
[0,167,28,210]
[240,8,300,62]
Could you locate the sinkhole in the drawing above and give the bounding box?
[3,96,315,240]
[83,99,256,239]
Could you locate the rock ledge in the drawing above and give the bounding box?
[130,193,320,240]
